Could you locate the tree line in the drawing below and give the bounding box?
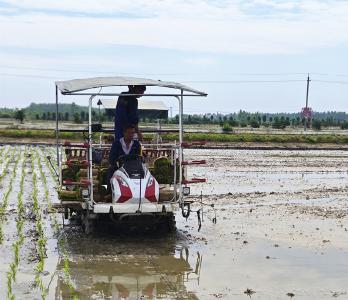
[167,111,348,130]
[1,104,347,130]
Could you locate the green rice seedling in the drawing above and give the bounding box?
[35,149,53,210]
[56,237,79,299]
[0,225,3,244]
[34,149,77,298]
[0,148,17,184]
[35,260,45,273]
[0,149,21,244]
[38,148,58,185]
[5,150,28,299]
[34,275,47,300]
[63,257,70,274]
[0,146,10,167]
[62,256,79,299]
[13,242,20,265]
[0,146,7,163]
[7,272,13,298]
[10,262,17,280]
[29,150,50,300]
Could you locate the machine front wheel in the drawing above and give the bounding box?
[81,211,95,235]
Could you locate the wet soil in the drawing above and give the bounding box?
[0,146,347,299]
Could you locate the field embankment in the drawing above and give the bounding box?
[0,128,348,150]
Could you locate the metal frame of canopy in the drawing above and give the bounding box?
[54,76,207,211]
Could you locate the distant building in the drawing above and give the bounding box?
[100,99,168,120]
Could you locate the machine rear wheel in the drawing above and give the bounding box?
[166,213,176,233]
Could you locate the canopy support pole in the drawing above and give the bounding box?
[178,90,184,204]
[55,85,60,180]
[88,96,95,208]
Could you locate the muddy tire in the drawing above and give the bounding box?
[81,212,94,235]
[64,207,69,220]
[82,218,94,235]
[166,213,176,233]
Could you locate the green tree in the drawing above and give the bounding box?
[80,111,85,121]
[250,119,260,128]
[341,121,348,129]
[228,117,239,127]
[92,110,97,121]
[272,117,286,129]
[72,102,76,115]
[312,119,322,130]
[14,109,25,123]
[221,123,233,132]
[73,113,82,124]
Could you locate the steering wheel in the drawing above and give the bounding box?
[117,154,143,166]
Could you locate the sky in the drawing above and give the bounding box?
[0,0,348,114]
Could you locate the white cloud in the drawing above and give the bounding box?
[0,0,348,55]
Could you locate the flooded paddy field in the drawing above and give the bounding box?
[0,145,347,299]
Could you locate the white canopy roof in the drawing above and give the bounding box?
[55,76,207,96]
[100,99,168,111]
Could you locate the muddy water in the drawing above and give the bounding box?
[1,147,348,299]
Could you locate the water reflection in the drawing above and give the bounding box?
[55,236,202,300]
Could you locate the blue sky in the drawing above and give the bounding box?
[0,0,347,114]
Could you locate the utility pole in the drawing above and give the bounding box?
[304,74,311,131]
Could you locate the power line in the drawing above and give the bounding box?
[2,64,348,77]
[182,80,305,83]
[0,65,186,76]
[313,80,348,85]
[0,73,306,82]
[0,72,57,79]
[2,71,348,85]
